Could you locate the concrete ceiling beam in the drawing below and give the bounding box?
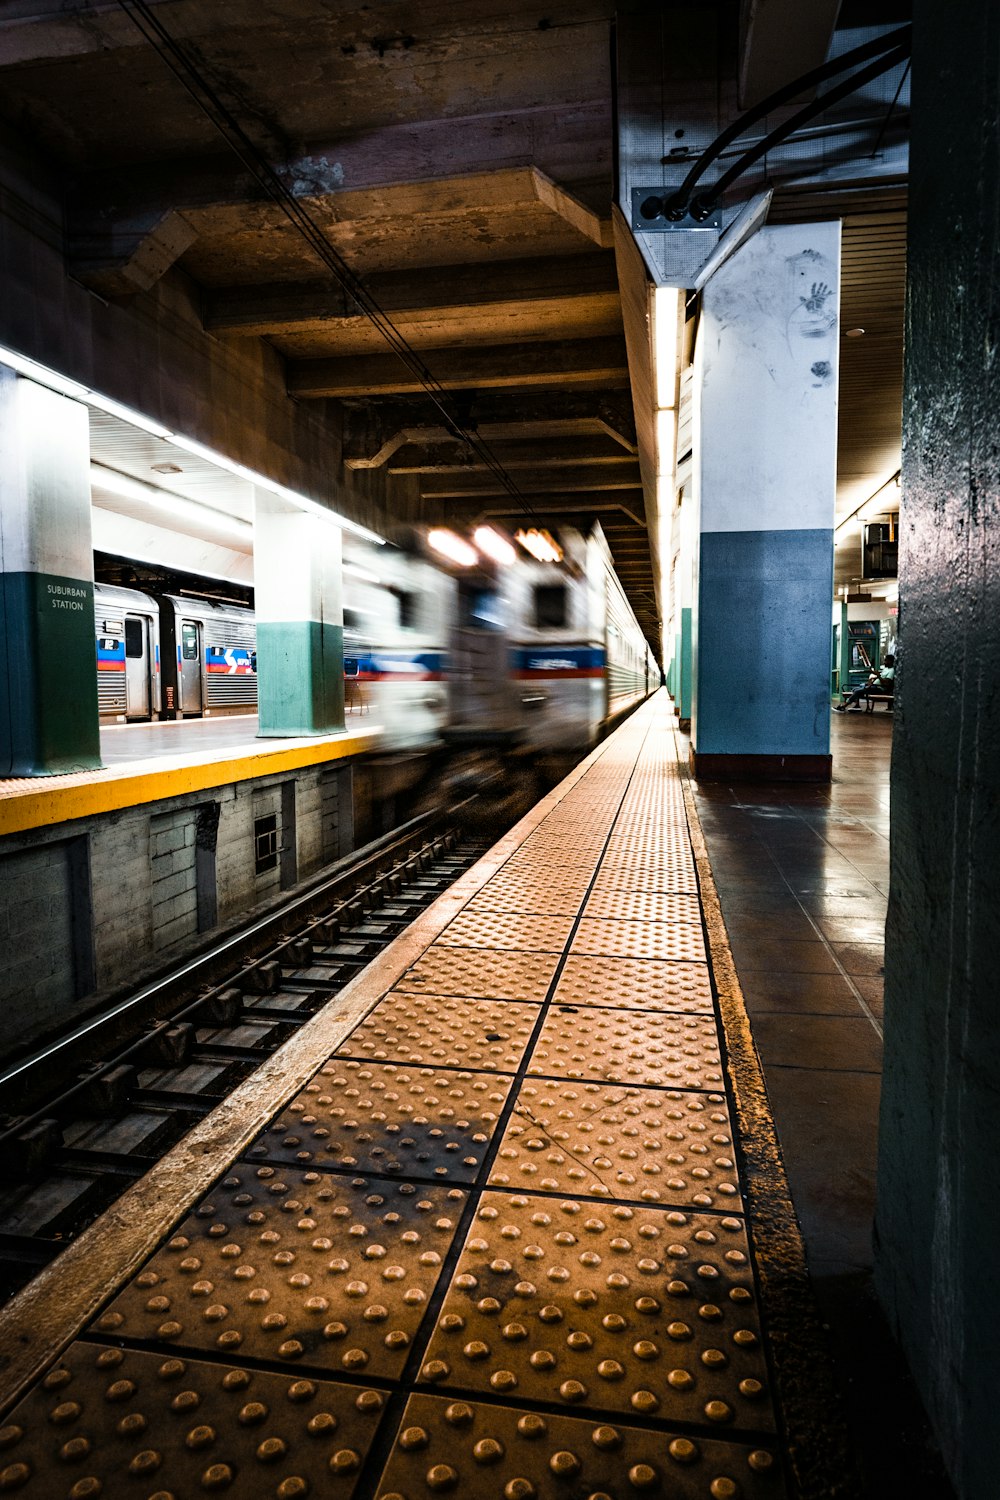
[738,0,842,109]
[418,465,642,498]
[387,437,638,474]
[71,154,609,240]
[70,208,197,299]
[205,251,619,336]
[342,392,637,466]
[288,336,630,398]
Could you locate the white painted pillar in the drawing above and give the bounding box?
[0,369,100,774]
[691,222,839,780]
[253,490,344,737]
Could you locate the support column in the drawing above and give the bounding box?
[677,482,695,729]
[0,369,100,776]
[253,491,344,737]
[691,222,838,781]
[875,1,1000,1493]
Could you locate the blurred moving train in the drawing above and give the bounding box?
[94,523,658,756]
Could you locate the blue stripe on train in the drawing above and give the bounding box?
[510,645,605,678]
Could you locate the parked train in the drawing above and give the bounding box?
[94,523,658,755]
[95,588,257,722]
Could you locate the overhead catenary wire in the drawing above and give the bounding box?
[115,0,534,511]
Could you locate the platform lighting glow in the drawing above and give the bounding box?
[515,528,563,564]
[473,525,516,566]
[91,464,253,542]
[0,344,385,546]
[654,287,681,412]
[428,528,478,567]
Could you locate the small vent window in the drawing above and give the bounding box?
[534,584,567,629]
[254,813,278,875]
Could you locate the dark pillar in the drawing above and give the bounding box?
[874,5,1000,1495]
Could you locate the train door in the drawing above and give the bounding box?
[123,614,151,719]
[178,618,203,714]
[448,580,518,737]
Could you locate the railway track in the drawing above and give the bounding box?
[0,805,485,1301]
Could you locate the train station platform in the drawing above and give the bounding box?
[0,692,864,1500]
[0,717,380,837]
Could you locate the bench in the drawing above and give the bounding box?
[837,688,894,714]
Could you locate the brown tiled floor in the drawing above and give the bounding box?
[688,708,952,1498]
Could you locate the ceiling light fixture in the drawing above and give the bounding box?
[427,528,478,568]
[515,528,563,564]
[90,463,253,542]
[473,525,516,566]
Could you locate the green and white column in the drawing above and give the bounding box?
[253,489,345,737]
[0,368,101,776]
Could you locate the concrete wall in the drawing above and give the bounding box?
[0,130,416,539]
[0,763,353,1064]
[874,3,1000,1495]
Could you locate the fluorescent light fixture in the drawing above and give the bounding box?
[0,343,384,545]
[428,527,478,567]
[515,528,563,564]
[168,433,384,545]
[656,408,676,477]
[654,287,681,411]
[474,525,516,566]
[91,463,253,542]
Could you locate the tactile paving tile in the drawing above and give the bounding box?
[436,911,574,953]
[553,956,714,1014]
[490,1081,741,1210]
[571,918,707,964]
[374,1393,785,1500]
[459,886,585,917]
[590,866,701,896]
[527,1007,724,1089]
[247,1062,512,1183]
[0,1342,385,1499]
[395,948,560,1003]
[334,994,540,1073]
[582,889,703,923]
[91,1167,464,1376]
[419,1194,772,1432]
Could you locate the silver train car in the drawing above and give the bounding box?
[445,524,658,757]
[94,584,257,722]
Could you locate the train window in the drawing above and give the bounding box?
[181,622,199,660]
[462,589,505,630]
[534,584,567,629]
[391,587,416,628]
[254,813,278,875]
[343,608,361,632]
[124,617,144,658]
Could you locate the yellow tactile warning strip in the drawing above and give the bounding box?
[0,725,379,836]
[0,698,795,1498]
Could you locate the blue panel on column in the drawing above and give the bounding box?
[695,528,833,757]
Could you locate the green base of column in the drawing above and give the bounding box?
[0,571,101,777]
[679,611,693,723]
[256,619,345,737]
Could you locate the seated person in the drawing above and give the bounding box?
[835,654,895,711]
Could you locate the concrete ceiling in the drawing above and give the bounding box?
[0,0,907,647]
